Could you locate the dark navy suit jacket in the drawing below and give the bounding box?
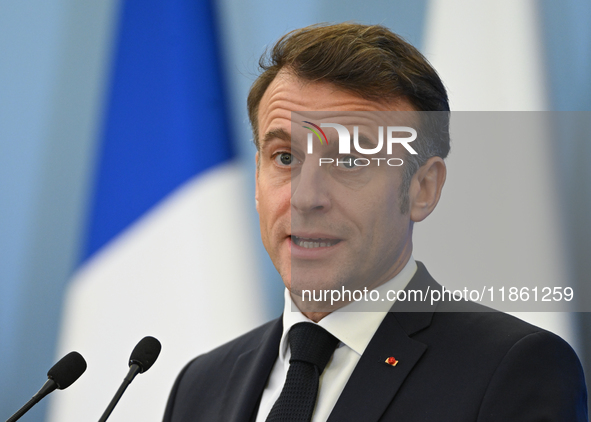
[163,263,588,421]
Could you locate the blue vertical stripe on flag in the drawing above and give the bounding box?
[83,0,234,261]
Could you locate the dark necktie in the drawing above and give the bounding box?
[266,322,339,422]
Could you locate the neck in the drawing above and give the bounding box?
[289,252,413,323]
[302,311,331,323]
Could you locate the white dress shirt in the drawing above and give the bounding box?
[255,257,417,422]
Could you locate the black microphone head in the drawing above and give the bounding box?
[47,351,87,390]
[129,336,161,373]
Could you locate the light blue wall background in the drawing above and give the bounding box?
[1,0,589,420]
[1,1,118,420]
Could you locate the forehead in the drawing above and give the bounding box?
[257,70,414,145]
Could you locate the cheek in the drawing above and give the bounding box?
[258,183,291,228]
[357,187,406,241]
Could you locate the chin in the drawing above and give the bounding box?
[289,272,346,295]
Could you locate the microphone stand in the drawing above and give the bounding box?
[97,364,141,422]
[6,379,57,422]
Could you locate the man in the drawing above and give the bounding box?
[163,23,587,421]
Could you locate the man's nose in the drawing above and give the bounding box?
[291,160,331,214]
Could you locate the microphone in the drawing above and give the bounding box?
[98,336,161,422]
[5,351,87,422]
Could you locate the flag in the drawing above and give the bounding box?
[415,0,576,343]
[48,1,265,420]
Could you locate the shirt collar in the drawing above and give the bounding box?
[279,256,417,360]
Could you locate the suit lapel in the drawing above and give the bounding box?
[222,318,283,422]
[219,263,441,422]
[327,262,439,422]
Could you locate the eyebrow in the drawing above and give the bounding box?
[356,134,378,149]
[261,128,291,147]
[260,128,378,150]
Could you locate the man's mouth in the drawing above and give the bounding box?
[291,235,341,249]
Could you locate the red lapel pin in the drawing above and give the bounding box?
[385,356,398,366]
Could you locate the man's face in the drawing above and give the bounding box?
[255,70,416,307]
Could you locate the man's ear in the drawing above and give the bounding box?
[409,156,446,222]
[255,152,260,211]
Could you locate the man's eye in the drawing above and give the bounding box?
[338,155,358,169]
[275,152,293,166]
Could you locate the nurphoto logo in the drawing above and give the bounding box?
[302,122,417,167]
